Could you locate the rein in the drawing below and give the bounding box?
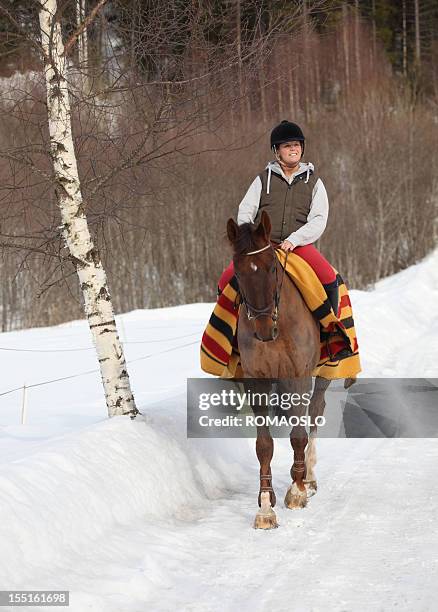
[236,244,289,323]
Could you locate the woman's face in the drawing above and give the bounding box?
[277,141,302,166]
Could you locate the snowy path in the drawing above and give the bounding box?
[116,438,437,612]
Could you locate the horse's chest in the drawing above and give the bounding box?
[237,318,309,378]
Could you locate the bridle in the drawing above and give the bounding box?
[235,243,289,324]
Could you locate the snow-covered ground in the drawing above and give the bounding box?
[0,250,437,612]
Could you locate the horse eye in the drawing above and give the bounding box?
[271,265,276,273]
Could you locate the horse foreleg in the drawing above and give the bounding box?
[254,425,278,529]
[285,425,308,509]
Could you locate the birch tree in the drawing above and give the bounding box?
[414,0,421,70]
[38,0,138,418]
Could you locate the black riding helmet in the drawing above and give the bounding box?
[270,120,305,155]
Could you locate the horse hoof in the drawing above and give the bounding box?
[254,509,279,529]
[305,480,318,497]
[284,483,308,509]
[344,377,356,389]
[254,491,278,529]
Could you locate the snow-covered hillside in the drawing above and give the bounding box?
[352,249,438,377]
[0,251,437,612]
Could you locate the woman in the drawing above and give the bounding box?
[219,120,339,315]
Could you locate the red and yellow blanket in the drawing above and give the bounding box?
[200,249,361,380]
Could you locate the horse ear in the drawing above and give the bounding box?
[257,210,271,240]
[227,218,239,243]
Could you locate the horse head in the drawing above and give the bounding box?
[227,211,280,342]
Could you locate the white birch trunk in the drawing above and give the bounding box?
[39,0,138,418]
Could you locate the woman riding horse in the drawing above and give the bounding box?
[221,121,353,529]
[219,120,339,316]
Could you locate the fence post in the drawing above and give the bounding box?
[21,383,27,425]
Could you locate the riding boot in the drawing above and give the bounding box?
[324,279,339,316]
[323,279,355,359]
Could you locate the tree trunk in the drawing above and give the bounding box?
[414,0,421,69]
[302,0,310,118]
[259,60,267,123]
[76,0,90,92]
[342,3,350,96]
[354,0,361,82]
[371,0,377,64]
[39,0,139,418]
[277,69,284,117]
[402,0,407,77]
[76,0,87,67]
[288,62,295,115]
[314,46,321,104]
[236,0,245,123]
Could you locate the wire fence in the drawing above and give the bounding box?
[0,335,201,400]
[0,332,201,353]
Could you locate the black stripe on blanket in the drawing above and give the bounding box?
[312,299,332,320]
[321,351,359,365]
[340,316,355,329]
[201,345,227,366]
[210,313,235,346]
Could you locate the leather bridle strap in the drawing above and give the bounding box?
[246,243,272,256]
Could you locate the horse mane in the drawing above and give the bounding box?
[233,222,264,256]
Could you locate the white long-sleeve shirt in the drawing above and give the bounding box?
[237,161,329,247]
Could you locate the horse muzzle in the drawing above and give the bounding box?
[254,325,278,342]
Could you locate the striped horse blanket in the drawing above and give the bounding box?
[200,249,361,380]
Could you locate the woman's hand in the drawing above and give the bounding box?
[280,240,295,252]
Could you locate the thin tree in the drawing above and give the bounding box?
[414,0,421,69]
[76,0,89,91]
[400,0,407,77]
[354,0,361,82]
[38,0,138,418]
[342,2,350,96]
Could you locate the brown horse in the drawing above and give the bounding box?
[227,210,332,529]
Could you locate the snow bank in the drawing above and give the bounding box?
[351,249,438,376]
[0,415,253,587]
